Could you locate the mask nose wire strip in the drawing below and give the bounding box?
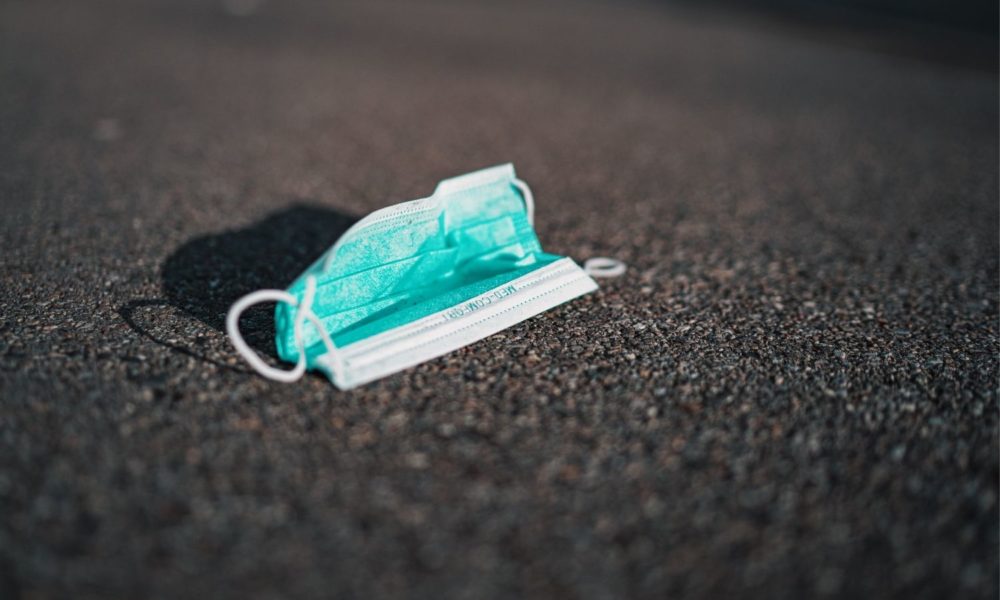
[511,178,535,226]
[226,275,341,383]
[584,257,627,278]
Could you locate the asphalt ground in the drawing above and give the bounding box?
[1,1,997,598]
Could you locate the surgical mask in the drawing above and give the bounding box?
[226,164,625,389]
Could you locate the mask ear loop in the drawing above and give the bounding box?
[511,178,535,226]
[584,257,627,278]
[226,275,342,383]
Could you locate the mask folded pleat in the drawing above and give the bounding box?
[442,181,525,230]
[332,258,560,348]
[310,247,459,314]
[448,215,518,260]
[319,215,446,279]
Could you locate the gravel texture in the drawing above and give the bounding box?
[1,1,997,598]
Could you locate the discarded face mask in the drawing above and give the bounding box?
[226,164,625,389]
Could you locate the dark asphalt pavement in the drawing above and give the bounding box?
[1,0,997,598]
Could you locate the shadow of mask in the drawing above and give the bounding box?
[120,204,358,366]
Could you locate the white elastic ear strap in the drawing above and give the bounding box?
[226,275,341,383]
[583,257,627,278]
[511,178,535,226]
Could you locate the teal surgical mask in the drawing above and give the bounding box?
[226,164,625,389]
